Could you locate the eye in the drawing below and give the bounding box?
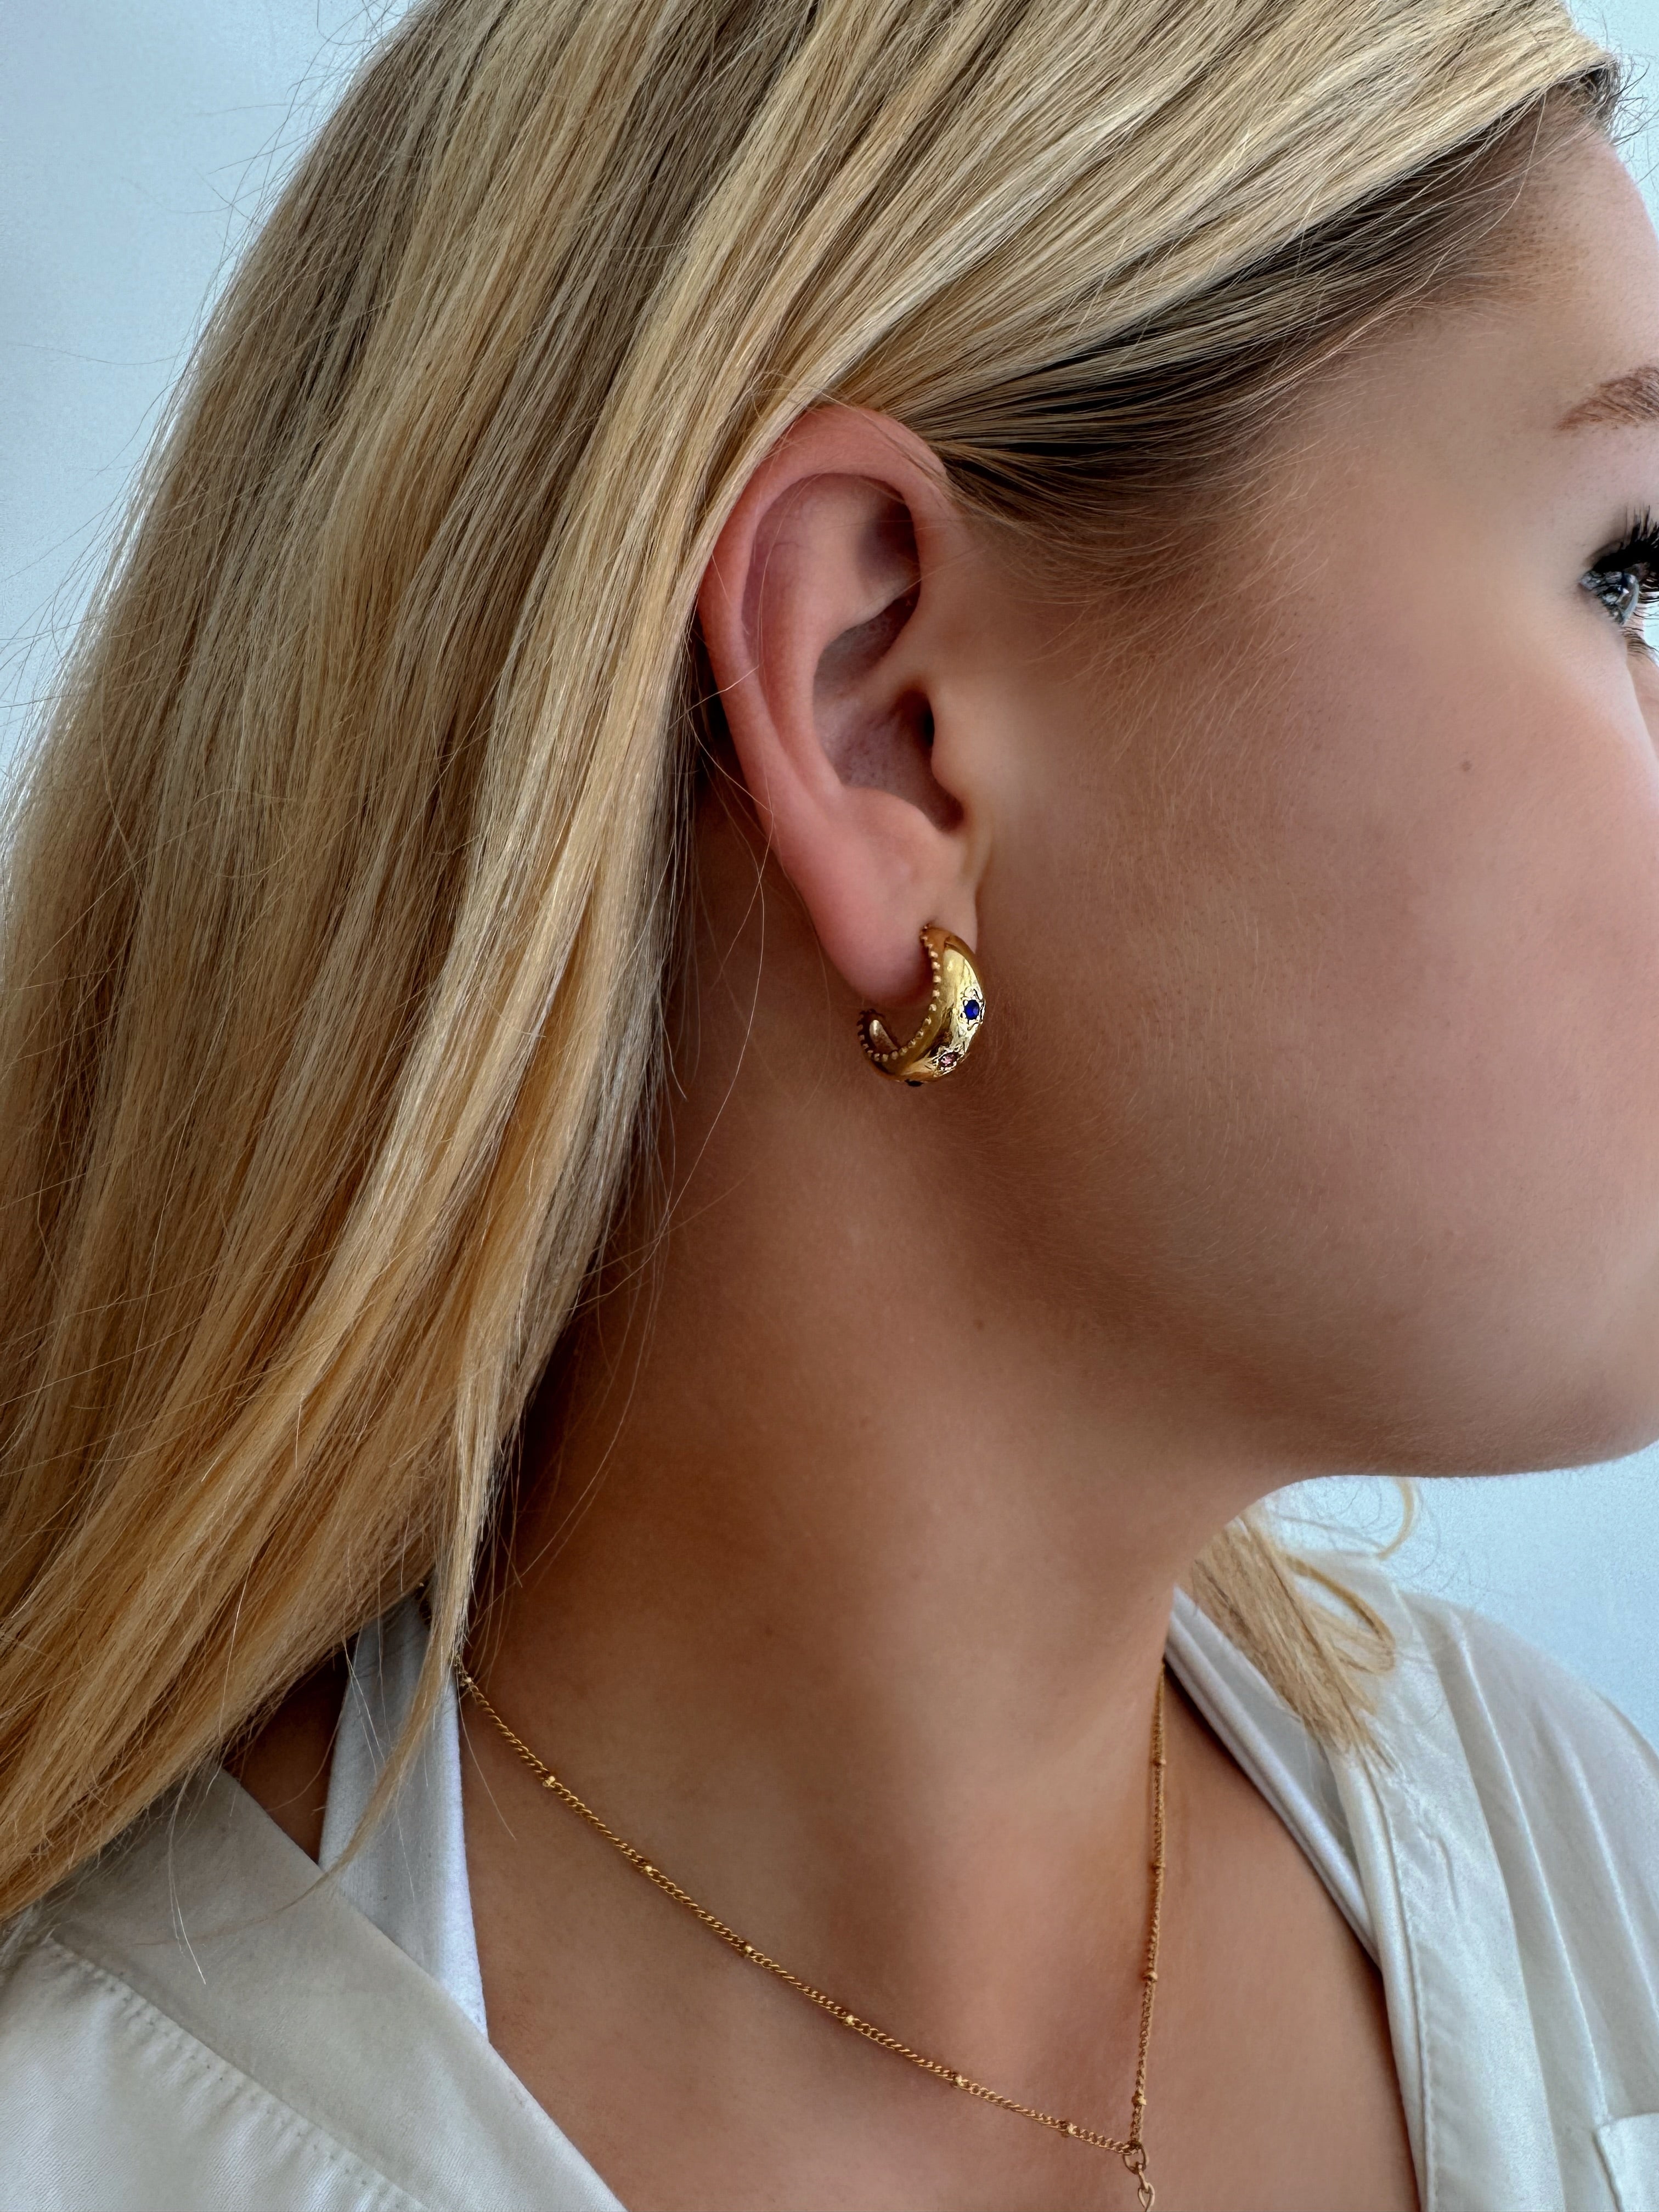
[1583,511,1659,649]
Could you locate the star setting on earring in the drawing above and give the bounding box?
[857,926,987,1085]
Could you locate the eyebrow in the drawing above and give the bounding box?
[1559,365,1659,430]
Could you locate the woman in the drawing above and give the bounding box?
[1,0,1656,2203]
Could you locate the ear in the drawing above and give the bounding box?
[698,406,986,1006]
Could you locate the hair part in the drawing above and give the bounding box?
[0,0,1615,1910]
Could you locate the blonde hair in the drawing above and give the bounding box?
[0,0,1611,1914]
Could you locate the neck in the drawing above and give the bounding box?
[473,842,1279,2050]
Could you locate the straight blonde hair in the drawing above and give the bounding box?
[0,0,1611,1915]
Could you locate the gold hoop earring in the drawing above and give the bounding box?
[859,924,986,1086]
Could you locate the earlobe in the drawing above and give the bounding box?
[697,408,982,1006]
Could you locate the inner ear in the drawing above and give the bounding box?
[820,680,959,830]
[811,501,961,832]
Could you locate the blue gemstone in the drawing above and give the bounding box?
[962,998,981,1023]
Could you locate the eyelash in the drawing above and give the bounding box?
[1583,511,1659,657]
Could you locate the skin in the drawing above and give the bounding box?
[242,135,1659,2208]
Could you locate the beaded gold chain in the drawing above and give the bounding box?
[455,1661,1167,2209]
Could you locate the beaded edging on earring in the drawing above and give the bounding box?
[858,925,986,1085]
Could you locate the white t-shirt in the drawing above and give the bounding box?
[2,1558,1657,2210]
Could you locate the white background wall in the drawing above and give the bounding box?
[4,1,1659,1740]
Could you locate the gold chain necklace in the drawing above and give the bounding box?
[455,1661,1167,2210]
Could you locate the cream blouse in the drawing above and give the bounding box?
[1,1558,1656,2211]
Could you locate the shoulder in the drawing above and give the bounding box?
[0,1791,430,2212]
[0,1908,356,2212]
[1339,1553,1659,1821]
[0,1771,618,2212]
[1329,1559,1659,2175]
[1360,1560,1657,1802]
[1338,1554,1659,1957]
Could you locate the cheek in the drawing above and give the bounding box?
[1209,597,1659,1459]
[1009,583,1659,1470]
[1326,605,1658,1102]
